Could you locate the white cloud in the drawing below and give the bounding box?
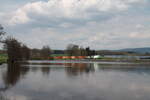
[135,24,144,29]
[1,0,149,49]
[129,32,150,38]
[4,0,143,25]
[9,9,30,25]
[59,22,74,28]
[8,9,149,50]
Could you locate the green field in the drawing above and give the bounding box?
[50,54,69,57]
[0,54,7,64]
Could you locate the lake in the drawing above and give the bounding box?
[0,60,150,100]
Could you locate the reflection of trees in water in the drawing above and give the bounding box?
[33,63,95,76]
[0,62,29,100]
[28,63,95,76]
[0,85,9,100]
[0,93,9,100]
[41,67,51,76]
[3,62,29,87]
[29,66,51,75]
[65,63,95,76]
[95,63,150,74]
[3,63,21,87]
[30,67,40,72]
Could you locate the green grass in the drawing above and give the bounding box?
[51,54,68,57]
[0,54,8,64]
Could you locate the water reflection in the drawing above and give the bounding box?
[0,62,29,100]
[64,63,94,76]
[29,62,150,74]
[41,67,51,76]
[25,62,150,76]
[26,63,96,76]
[1,62,150,88]
[3,62,29,88]
[0,61,150,100]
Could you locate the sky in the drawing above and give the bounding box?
[0,0,150,50]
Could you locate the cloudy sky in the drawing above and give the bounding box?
[0,0,150,50]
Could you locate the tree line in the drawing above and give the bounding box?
[0,25,51,62]
[66,44,96,56]
[0,25,97,63]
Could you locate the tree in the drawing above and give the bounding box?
[79,47,87,56]
[66,44,74,56]
[0,25,31,63]
[0,24,6,43]
[30,48,41,59]
[0,25,5,37]
[4,37,31,62]
[4,37,23,62]
[41,45,51,59]
[66,44,96,56]
[66,44,80,56]
[21,44,31,60]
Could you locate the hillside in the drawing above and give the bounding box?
[119,47,150,54]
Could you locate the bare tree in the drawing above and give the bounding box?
[21,44,31,60]
[66,44,96,56]
[66,44,80,56]
[4,37,31,62]
[4,37,23,63]
[0,25,5,40]
[30,48,41,59]
[0,25,6,44]
[79,47,87,56]
[41,45,51,59]
[66,44,74,56]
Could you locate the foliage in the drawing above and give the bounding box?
[0,25,6,43]
[30,45,51,60]
[4,37,30,62]
[0,54,7,64]
[41,45,51,59]
[66,44,96,56]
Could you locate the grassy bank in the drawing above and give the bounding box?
[48,56,150,64]
[0,54,7,64]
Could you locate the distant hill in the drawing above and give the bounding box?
[118,47,150,54]
[52,50,65,54]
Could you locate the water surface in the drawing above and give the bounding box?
[0,60,150,100]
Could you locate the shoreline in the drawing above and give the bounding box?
[24,59,150,65]
[1,59,150,66]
